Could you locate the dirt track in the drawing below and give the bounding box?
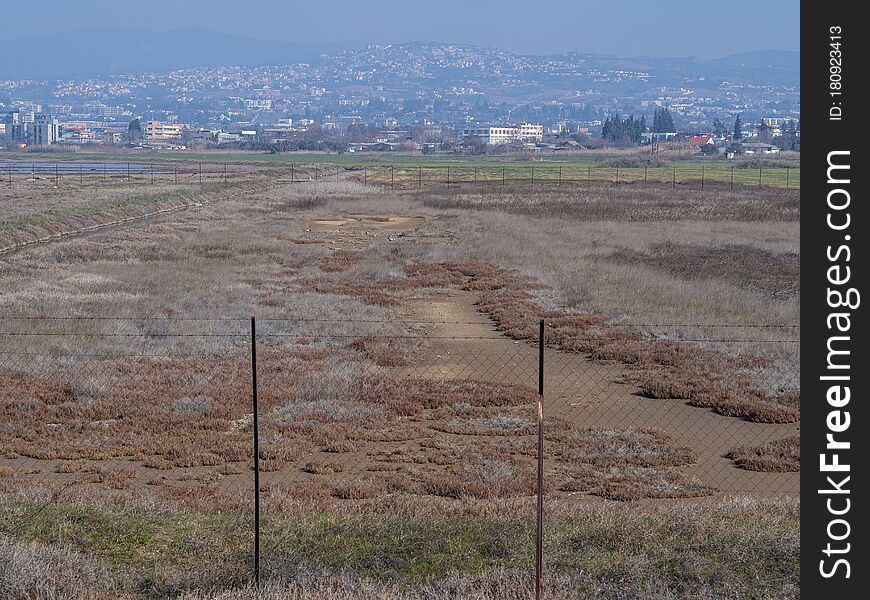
[403,290,798,497]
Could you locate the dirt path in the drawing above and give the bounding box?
[402,289,799,498]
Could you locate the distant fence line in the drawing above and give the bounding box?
[0,161,241,186]
[347,163,799,191]
[1,160,800,191]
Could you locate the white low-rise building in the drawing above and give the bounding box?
[463,122,543,145]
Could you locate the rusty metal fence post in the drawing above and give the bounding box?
[536,319,545,600]
[250,316,261,588]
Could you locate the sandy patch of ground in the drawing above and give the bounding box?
[402,290,799,498]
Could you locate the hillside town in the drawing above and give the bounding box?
[1,43,799,155]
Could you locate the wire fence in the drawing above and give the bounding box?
[0,160,800,191]
[0,316,800,589]
[348,163,799,191]
[0,161,256,188]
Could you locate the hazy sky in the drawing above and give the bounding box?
[1,0,800,57]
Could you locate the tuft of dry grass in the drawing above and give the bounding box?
[318,250,361,273]
[347,336,407,366]
[726,436,800,472]
[0,539,112,600]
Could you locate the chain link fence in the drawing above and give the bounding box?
[0,315,799,588]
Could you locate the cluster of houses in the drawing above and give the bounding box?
[3,107,797,157]
[686,119,798,156]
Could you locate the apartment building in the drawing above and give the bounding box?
[145,120,189,141]
[3,110,30,141]
[516,122,544,141]
[3,110,61,145]
[462,122,543,145]
[32,114,61,145]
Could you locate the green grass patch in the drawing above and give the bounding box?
[0,498,799,599]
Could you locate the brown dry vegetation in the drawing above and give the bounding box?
[0,177,799,598]
[0,180,799,494]
[398,260,799,424]
[610,242,800,301]
[726,435,800,472]
[0,344,707,504]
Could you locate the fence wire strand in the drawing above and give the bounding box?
[0,316,799,585]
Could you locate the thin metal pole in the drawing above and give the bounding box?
[701,166,704,190]
[55,163,58,186]
[447,166,450,187]
[127,162,130,183]
[559,165,562,184]
[224,162,227,183]
[536,319,545,600]
[531,165,534,185]
[672,165,676,189]
[151,163,154,185]
[363,165,366,185]
[786,166,790,189]
[730,165,734,190]
[587,165,590,183]
[758,167,762,188]
[418,166,422,189]
[250,316,261,589]
[315,165,318,181]
[615,166,619,185]
[199,162,202,186]
[174,164,178,185]
[391,165,394,190]
[292,164,295,183]
[80,163,83,187]
[644,165,648,185]
[502,166,505,186]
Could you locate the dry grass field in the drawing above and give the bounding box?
[0,173,799,598]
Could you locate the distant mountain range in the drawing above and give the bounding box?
[0,28,798,82]
[714,50,800,71]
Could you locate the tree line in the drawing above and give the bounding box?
[601,107,676,144]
